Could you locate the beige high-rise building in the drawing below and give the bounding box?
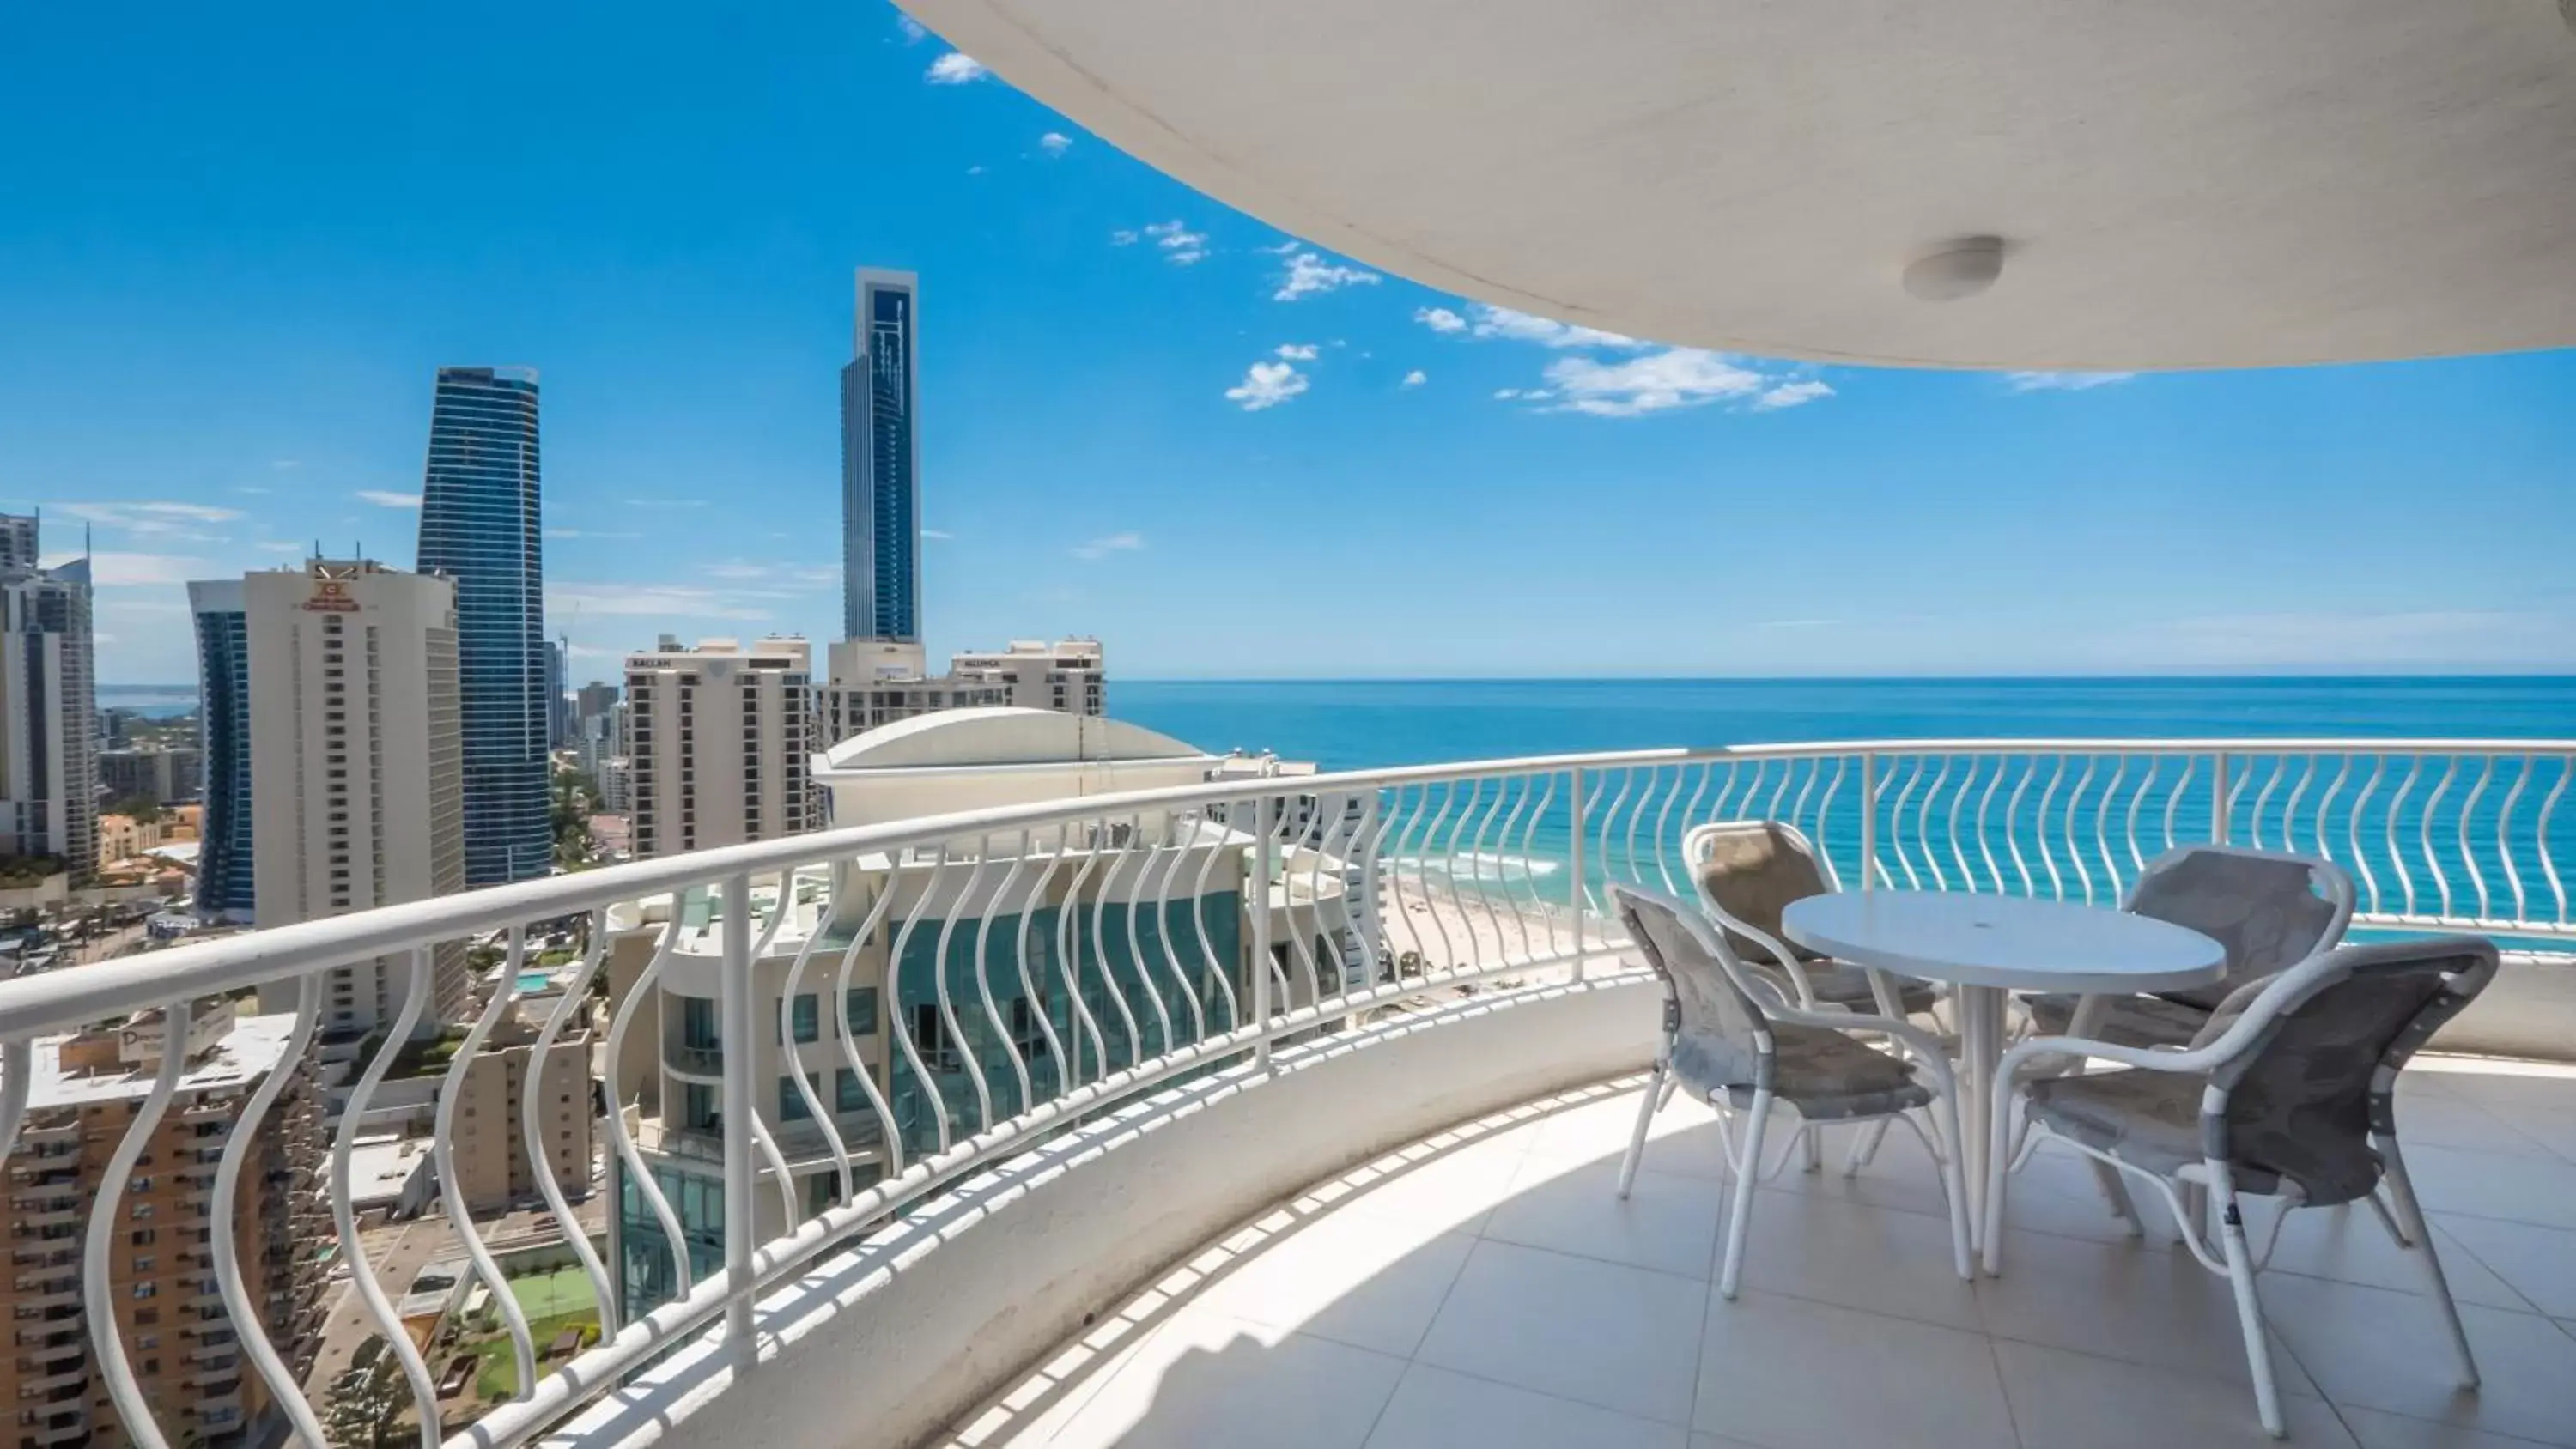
[949,639,1105,717]
[447,1003,596,1215]
[2,1008,326,1448]
[625,637,814,859]
[246,560,469,1036]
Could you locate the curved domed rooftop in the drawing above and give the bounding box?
[814,706,1208,773]
[905,0,2576,369]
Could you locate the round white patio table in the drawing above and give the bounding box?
[1780,890,2224,1245]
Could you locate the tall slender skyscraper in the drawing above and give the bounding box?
[0,513,96,879]
[187,579,255,920]
[841,269,921,643]
[417,366,550,886]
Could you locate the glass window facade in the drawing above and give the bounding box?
[840,271,920,643]
[189,592,253,918]
[416,365,550,887]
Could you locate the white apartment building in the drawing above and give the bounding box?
[245,560,470,1036]
[626,637,814,859]
[0,513,97,877]
[950,638,1105,717]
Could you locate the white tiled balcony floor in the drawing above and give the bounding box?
[943,1058,2576,1449]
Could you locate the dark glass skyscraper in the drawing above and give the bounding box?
[417,366,550,887]
[841,269,920,642]
[186,579,254,919]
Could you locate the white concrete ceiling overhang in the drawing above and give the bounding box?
[905,0,2576,369]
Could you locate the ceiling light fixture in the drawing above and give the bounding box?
[1903,235,2008,301]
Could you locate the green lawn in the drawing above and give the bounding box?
[506,1263,596,1320]
[472,1309,601,1401]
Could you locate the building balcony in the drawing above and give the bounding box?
[2,738,2573,1449]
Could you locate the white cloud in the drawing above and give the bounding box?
[1037,131,1072,157]
[1414,306,1467,334]
[921,528,955,540]
[966,164,986,176]
[1539,348,1767,417]
[1256,239,1302,255]
[54,501,244,536]
[1274,343,1319,361]
[624,498,708,510]
[1470,305,1639,349]
[234,485,270,495]
[39,550,206,586]
[270,459,301,470]
[1401,370,1428,388]
[252,541,305,554]
[2005,371,2137,392]
[926,52,987,83]
[355,489,422,509]
[1750,379,1835,411]
[1142,220,1207,264]
[895,14,927,43]
[548,585,770,621]
[565,642,617,659]
[1109,229,1139,246]
[1492,387,1553,402]
[544,528,641,540]
[1224,361,1309,411]
[1273,252,1380,301]
[1071,531,1144,560]
[701,560,835,588]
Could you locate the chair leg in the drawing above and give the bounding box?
[1801,1123,1824,1173]
[2379,1135,2479,1390]
[1843,1118,1890,1177]
[2210,1163,2287,1439]
[2362,1185,2413,1248]
[1982,1069,2017,1275]
[2176,1179,2207,1248]
[2088,1159,2147,1238]
[1718,1090,1773,1301]
[1930,1100,1973,1282]
[1617,1059,1666,1201]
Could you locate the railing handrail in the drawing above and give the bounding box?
[8,735,2573,1039]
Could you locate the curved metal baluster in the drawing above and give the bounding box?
[2312,754,2353,880]
[2121,755,2152,876]
[1789,757,1821,843]
[1813,756,1845,881]
[1867,754,1899,889]
[1312,797,1355,998]
[826,858,908,1173]
[1622,763,1662,888]
[2251,754,2286,851]
[1485,777,1534,957]
[85,993,196,1449]
[1969,754,2004,892]
[0,1036,31,1176]
[2385,757,2419,917]
[2537,757,2570,925]
[2002,755,2037,895]
[1464,773,1515,963]
[2218,750,2248,843]
[2459,756,2496,920]
[1946,755,1978,889]
[2498,758,2530,927]
[1764,756,1795,825]
[1009,828,1072,1100]
[2093,755,2129,900]
[1416,779,1462,970]
[1179,812,1241,1029]
[2064,755,2099,904]
[1377,783,1426,961]
[1516,773,1558,960]
[2348,757,2385,913]
[1157,817,1215,1027]
[2281,754,2318,858]
[1916,754,1952,891]
[332,958,443,1447]
[602,898,695,1295]
[1594,767,1635,886]
[210,973,329,1446]
[2032,755,2069,899]
[2162,756,2194,854]
[735,873,804,1224]
[1678,760,1716,859]
[891,846,961,1150]
[2423,757,2460,919]
[927,840,999,1131]
[520,910,619,1328]
[437,928,539,1399]
[1706,760,1745,829]
[975,833,1039,1114]
[1437,778,1492,973]
[1273,800,1325,1007]
[1122,815,1187,1052]
[1886,755,1924,889]
[773,880,866,1210]
[1649,761,1686,894]
[1057,822,1118,1077]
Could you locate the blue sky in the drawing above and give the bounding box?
[7,3,2573,688]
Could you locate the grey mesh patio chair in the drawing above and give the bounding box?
[2024,844,2354,1049]
[1684,820,1942,1019]
[1608,883,1973,1300]
[1984,936,2499,1439]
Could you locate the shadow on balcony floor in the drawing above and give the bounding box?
[936,1058,2576,1449]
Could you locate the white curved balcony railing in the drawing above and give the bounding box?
[0,737,2567,1448]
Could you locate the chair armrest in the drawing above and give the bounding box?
[1722,917,1826,1009]
[1766,1002,1959,1094]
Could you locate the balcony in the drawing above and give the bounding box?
[3,740,2573,1449]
